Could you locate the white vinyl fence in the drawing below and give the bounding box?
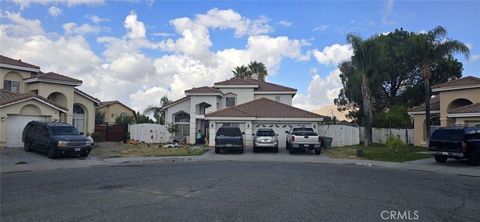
[359,127,414,145]
[128,124,170,143]
[317,125,360,147]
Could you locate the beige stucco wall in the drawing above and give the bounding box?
[438,88,480,126]
[97,103,135,123]
[0,68,33,93]
[0,100,61,147]
[412,114,426,146]
[218,88,254,108]
[253,94,293,105]
[27,82,75,123]
[454,117,480,126]
[74,91,96,134]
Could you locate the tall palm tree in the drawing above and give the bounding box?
[144,95,170,124]
[412,26,469,141]
[248,61,268,81]
[347,34,378,147]
[232,65,250,79]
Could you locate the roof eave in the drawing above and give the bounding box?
[25,78,82,86]
[0,63,40,73]
[432,85,480,92]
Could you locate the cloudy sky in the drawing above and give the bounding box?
[1,0,479,112]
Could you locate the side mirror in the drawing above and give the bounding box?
[242,132,245,135]
[252,134,255,136]
[285,131,289,134]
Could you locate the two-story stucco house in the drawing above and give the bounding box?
[162,77,325,148]
[97,100,137,123]
[408,76,480,146]
[0,55,100,148]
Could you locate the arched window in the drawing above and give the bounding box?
[174,112,190,123]
[73,104,85,133]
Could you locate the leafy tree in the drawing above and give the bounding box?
[115,114,135,125]
[135,111,154,123]
[410,26,469,140]
[232,61,268,81]
[144,95,170,124]
[95,110,105,125]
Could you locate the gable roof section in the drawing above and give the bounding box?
[407,96,440,113]
[206,98,324,119]
[432,76,480,92]
[25,72,82,85]
[214,78,259,86]
[185,86,223,95]
[160,96,190,110]
[0,55,40,71]
[448,103,480,114]
[0,89,68,112]
[214,77,296,92]
[97,100,135,113]
[74,88,100,105]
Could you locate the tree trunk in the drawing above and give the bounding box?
[362,73,372,147]
[423,62,431,143]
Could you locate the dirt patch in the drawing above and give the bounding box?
[90,142,209,159]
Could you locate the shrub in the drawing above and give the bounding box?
[385,135,405,153]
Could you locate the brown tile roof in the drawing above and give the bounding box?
[0,89,67,111]
[0,55,40,70]
[432,76,480,89]
[161,96,190,110]
[407,96,440,113]
[27,72,82,84]
[214,77,297,92]
[97,100,135,113]
[185,86,222,94]
[448,103,480,114]
[206,98,324,119]
[74,88,100,104]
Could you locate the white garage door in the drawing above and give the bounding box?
[6,115,47,148]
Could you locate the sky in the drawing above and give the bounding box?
[1,0,479,112]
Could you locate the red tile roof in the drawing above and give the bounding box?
[448,103,480,114]
[206,98,324,119]
[214,78,258,86]
[407,96,440,113]
[185,86,222,94]
[161,96,190,110]
[27,72,82,84]
[0,89,67,111]
[0,55,40,70]
[214,77,297,92]
[432,76,480,89]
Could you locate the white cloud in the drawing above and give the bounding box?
[48,6,62,17]
[87,15,109,24]
[153,32,174,37]
[124,11,146,39]
[293,68,343,111]
[382,0,395,25]
[63,22,102,35]
[277,20,292,27]
[313,25,328,32]
[1,11,44,37]
[11,0,104,9]
[470,54,480,61]
[312,44,353,65]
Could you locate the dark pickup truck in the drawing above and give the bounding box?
[429,126,480,166]
[215,126,244,154]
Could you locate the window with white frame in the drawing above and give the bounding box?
[174,112,190,137]
[3,80,20,93]
[226,97,236,107]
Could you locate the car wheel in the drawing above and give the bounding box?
[315,149,321,155]
[434,155,447,163]
[274,147,279,153]
[80,153,89,158]
[215,147,220,154]
[468,150,480,166]
[24,140,33,152]
[239,148,244,154]
[289,148,295,154]
[286,142,290,150]
[253,146,258,153]
[47,147,57,159]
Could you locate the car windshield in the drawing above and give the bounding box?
[431,129,464,141]
[217,128,241,137]
[257,130,275,136]
[292,128,317,136]
[49,126,79,135]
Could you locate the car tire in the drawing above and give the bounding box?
[24,140,33,152]
[274,147,279,153]
[286,142,290,150]
[253,146,258,153]
[434,155,447,163]
[468,150,480,166]
[239,148,244,154]
[80,153,89,158]
[47,147,57,159]
[315,149,321,155]
[289,148,295,154]
[215,147,220,154]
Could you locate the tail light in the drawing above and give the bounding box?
[291,136,295,142]
[462,141,468,152]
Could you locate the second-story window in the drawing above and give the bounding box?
[275,96,281,102]
[4,80,20,93]
[226,97,236,107]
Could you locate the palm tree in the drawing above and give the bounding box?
[347,34,378,147]
[248,61,268,81]
[232,65,250,79]
[412,26,469,141]
[144,95,170,124]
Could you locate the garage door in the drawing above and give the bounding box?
[5,115,47,148]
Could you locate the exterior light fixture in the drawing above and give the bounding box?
[1,117,5,121]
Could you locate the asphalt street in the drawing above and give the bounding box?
[1,161,479,222]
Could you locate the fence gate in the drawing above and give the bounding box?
[95,123,127,142]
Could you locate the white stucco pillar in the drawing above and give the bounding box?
[245,121,253,148]
[189,117,196,144]
[209,121,216,147]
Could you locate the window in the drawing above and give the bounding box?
[4,80,20,93]
[226,97,236,107]
[174,112,190,137]
[275,96,281,102]
[111,113,115,118]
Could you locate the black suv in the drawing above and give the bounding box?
[429,126,480,166]
[22,121,92,159]
[215,126,244,154]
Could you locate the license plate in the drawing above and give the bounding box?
[75,148,81,151]
[226,144,232,147]
[442,152,448,155]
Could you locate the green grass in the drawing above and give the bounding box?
[324,143,430,162]
[90,142,209,159]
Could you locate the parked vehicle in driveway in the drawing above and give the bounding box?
[22,121,92,159]
[215,126,244,154]
[429,126,480,166]
[253,128,279,153]
[286,127,322,155]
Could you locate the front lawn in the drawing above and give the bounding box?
[323,143,430,162]
[90,142,209,159]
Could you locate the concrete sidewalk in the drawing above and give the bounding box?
[2,147,479,177]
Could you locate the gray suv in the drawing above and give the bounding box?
[253,128,279,153]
